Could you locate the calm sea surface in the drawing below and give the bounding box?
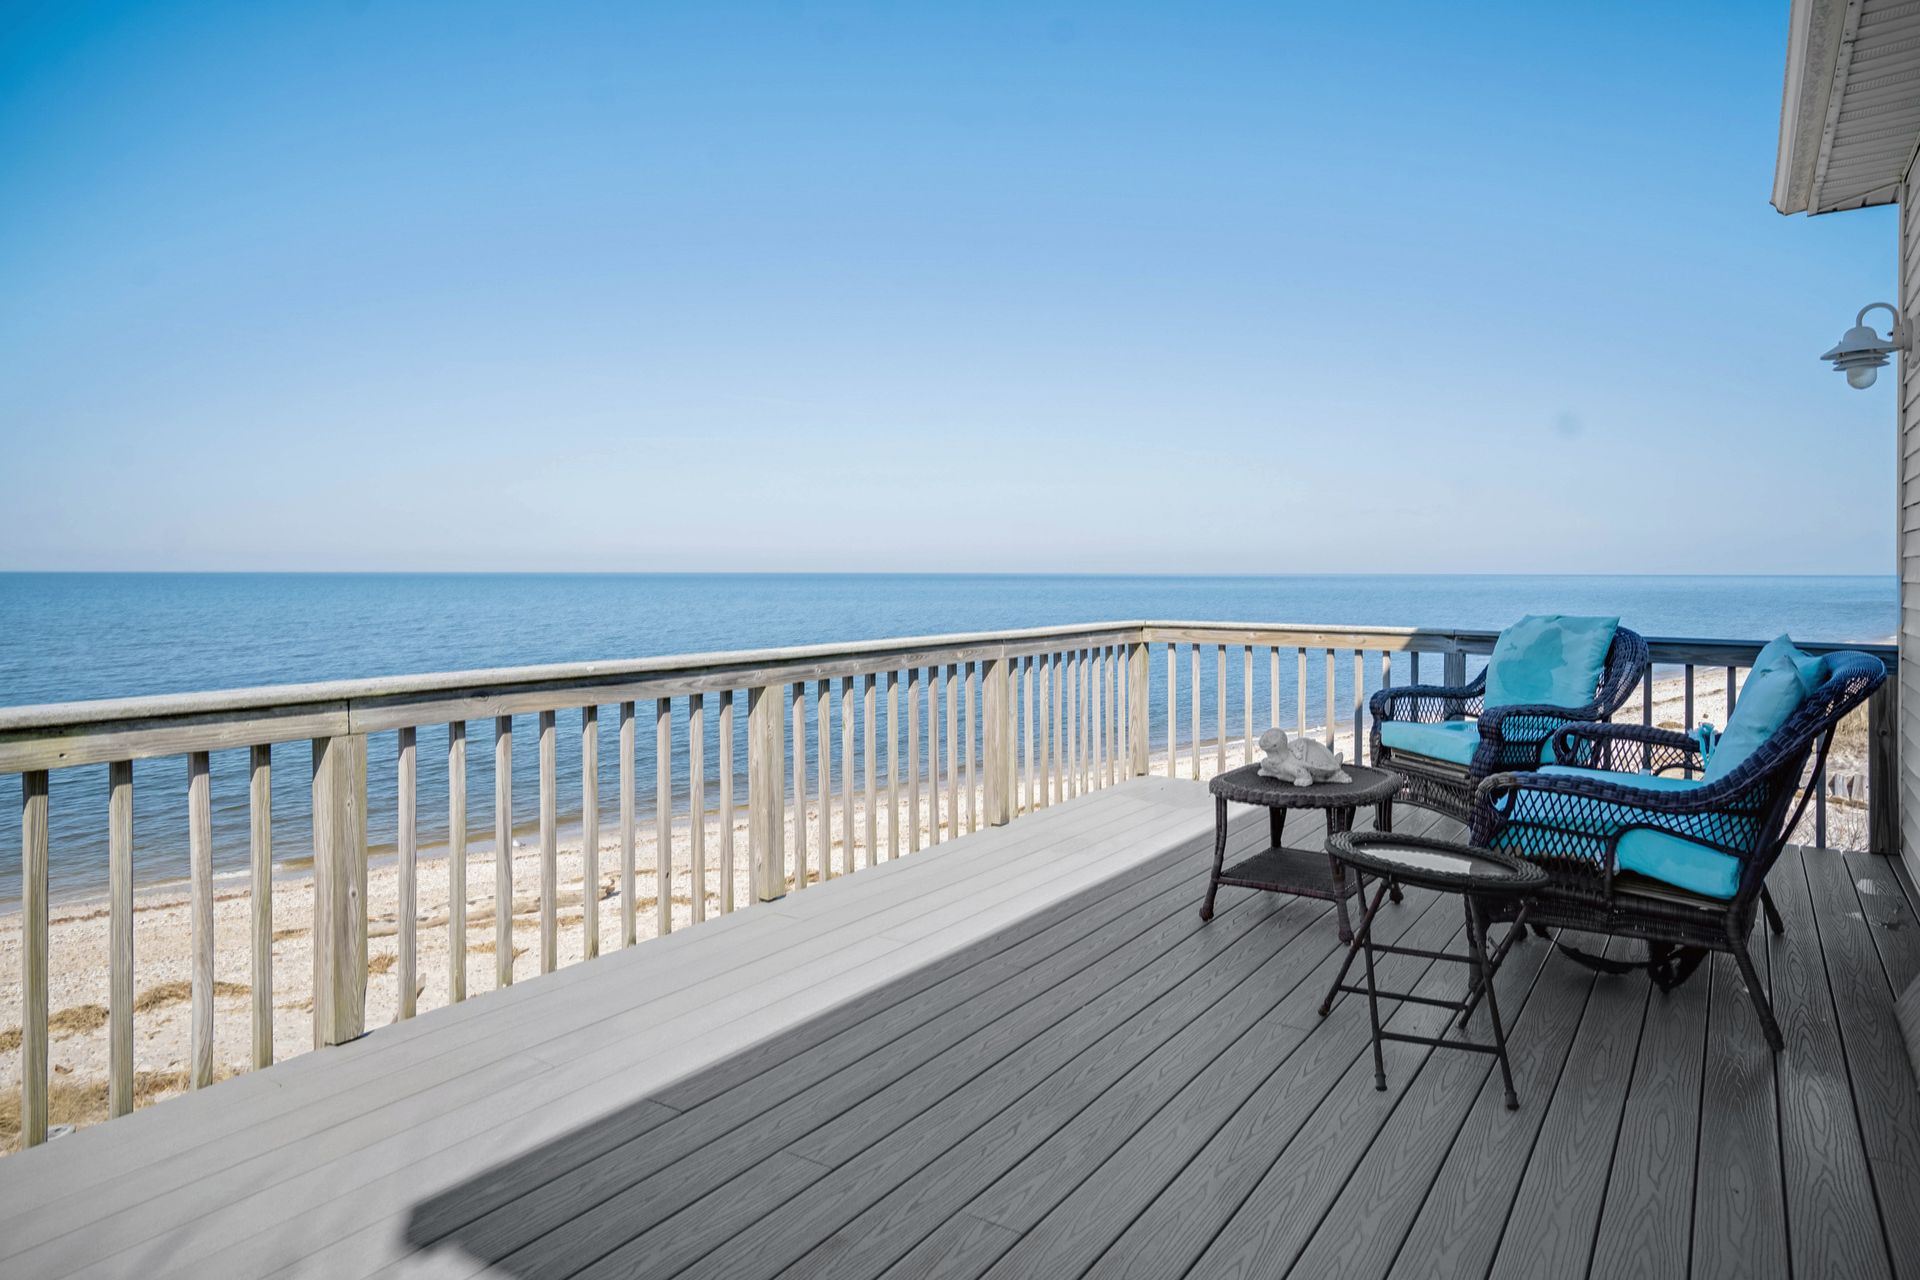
[0,573,1895,903]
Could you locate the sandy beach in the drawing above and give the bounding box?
[0,672,1868,1152]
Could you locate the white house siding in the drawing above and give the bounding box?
[1899,156,1920,883]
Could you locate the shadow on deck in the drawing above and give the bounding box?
[4,779,1918,1278]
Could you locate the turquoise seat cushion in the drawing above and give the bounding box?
[1532,766,1740,898]
[1378,719,1480,766]
[1615,831,1741,899]
[1704,635,1826,783]
[1483,615,1619,711]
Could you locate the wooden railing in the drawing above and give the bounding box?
[0,621,1896,1150]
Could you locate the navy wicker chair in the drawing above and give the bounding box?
[1469,642,1885,1050]
[1371,618,1650,826]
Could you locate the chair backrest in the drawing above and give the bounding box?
[1590,627,1651,718]
[1723,649,1886,905]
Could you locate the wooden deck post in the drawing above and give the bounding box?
[1869,679,1899,856]
[1129,640,1150,776]
[748,684,786,900]
[984,655,1014,826]
[1443,647,1468,689]
[311,733,368,1047]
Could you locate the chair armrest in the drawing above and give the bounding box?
[1470,766,1767,856]
[1369,675,1485,725]
[1546,722,1703,776]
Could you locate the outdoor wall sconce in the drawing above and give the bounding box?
[1821,302,1910,390]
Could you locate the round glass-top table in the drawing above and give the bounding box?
[1324,831,1546,1110]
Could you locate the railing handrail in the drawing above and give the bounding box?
[1,620,1896,774]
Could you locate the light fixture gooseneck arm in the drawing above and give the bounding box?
[1857,302,1912,350]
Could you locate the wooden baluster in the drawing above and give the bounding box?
[655,698,672,934]
[907,668,922,851]
[1641,669,1655,772]
[886,672,900,859]
[1215,644,1227,775]
[618,703,636,944]
[1683,667,1696,779]
[109,760,135,1112]
[1063,649,1077,795]
[1297,648,1308,738]
[1189,644,1201,781]
[945,663,960,839]
[1269,647,1281,732]
[1052,656,1067,794]
[1108,645,1121,785]
[449,722,468,996]
[925,665,941,847]
[248,747,272,1063]
[1092,648,1104,789]
[581,705,600,954]
[1105,652,1121,790]
[964,663,979,832]
[1090,652,1105,790]
[1242,646,1254,766]
[1815,755,1829,848]
[493,717,513,988]
[1726,666,1738,715]
[1320,649,1335,749]
[1869,681,1898,856]
[816,677,833,875]
[1166,643,1178,779]
[188,751,213,1088]
[746,684,785,903]
[1353,650,1365,762]
[21,772,49,1146]
[688,694,705,923]
[538,710,557,974]
[791,681,809,889]
[1022,655,1035,813]
[398,727,418,1015]
[1121,637,1136,775]
[720,690,736,909]
[839,676,856,873]
[863,673,877,866]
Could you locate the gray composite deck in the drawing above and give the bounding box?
[2,779,1918,1278]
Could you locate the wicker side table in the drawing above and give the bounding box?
[1200,763,1404,943]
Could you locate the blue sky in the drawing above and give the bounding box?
[0,1,1900,574]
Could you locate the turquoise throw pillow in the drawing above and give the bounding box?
[1703,635,1826,783]
[1483,615,1620,710]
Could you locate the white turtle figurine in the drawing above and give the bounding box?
[1289,734,1352,785]
[1256,727,1351,787]
[1256,728,1315,786]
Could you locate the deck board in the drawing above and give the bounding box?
[0,780,1913,1280]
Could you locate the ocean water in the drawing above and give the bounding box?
[0,573,1895,902]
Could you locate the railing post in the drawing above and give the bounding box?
[1129,638,1150,776]
[1443,647,1468,689]
[984,654,1015,826]
[311,733,367,1047]
[1870,679,1899,856]
[748,684,786,900]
